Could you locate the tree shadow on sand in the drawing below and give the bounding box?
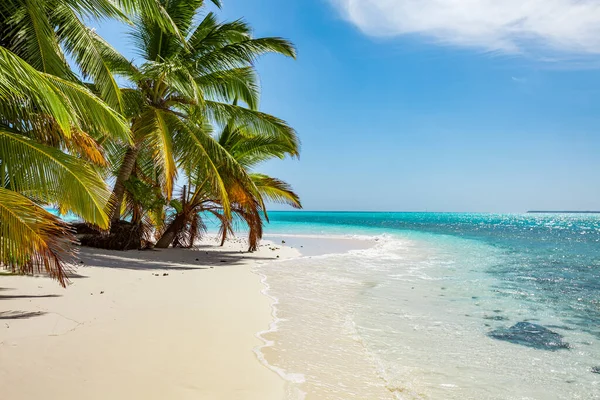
[0,294,61,299]
[75,247,275,273]
[0,311,47,320]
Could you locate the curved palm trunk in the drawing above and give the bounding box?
[108,144,140,224]
[220,227,227,246]
[155,212,187,248]
[245,212,263,252]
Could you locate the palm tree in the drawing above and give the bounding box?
[104,0,297,228]
[0,0,300,282]
[0,45,129,286]
[155,113,301,251]
[0,0,196,110]
[0,0,161,284]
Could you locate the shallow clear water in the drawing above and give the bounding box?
[254,212,600,399]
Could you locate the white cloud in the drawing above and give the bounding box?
[329,0,600,55]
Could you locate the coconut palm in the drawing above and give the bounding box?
[155,113,301,251]
[0,0,149,284]
[0,0,196,110]
[0,45,129,286]
[104,0,297,227]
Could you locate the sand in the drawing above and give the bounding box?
[0,236,300,400]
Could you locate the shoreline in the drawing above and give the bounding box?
[1,232,384,400]
[5,224,596,399]
[0,236,300,400]
[253,224,600,399]
[253,234,381,398]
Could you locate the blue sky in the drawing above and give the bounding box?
[95,0,600,212]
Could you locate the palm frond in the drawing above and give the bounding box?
[251,173,302,209]
[229,204,263,252]
[220,128,299,168]
[44,74,131,143]
[163,0,205,37]
[61,0,129,21]
[0,187,75,287]
[120,87,146,119]
[203,101,299,154]
[117,0,183,38]
[196,66,260,109]
[172,116,252,217]
[186,15,251,55]
[192,37,296,74]
[129,0,193,62]
[132,107,177,198]
[141,60,202,104]
[0,45,72,135]
[65,127,108,166]
[5,0,71,76]
[54,3,125,111]
[0,127,111,228]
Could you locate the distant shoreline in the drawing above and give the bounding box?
[527,211,600,214]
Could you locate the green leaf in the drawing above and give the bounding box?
[6,0,71,76]
[251,173,302,209]
[44,74,131,143]
[203,101,299,155]
[0,45,73,135]
[132,108,177,198]
[0,187,75,287]
[55,3,125,111]
[0,127,111,229]
[196,67,260,110]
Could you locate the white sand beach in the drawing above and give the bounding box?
[0,236,300,400]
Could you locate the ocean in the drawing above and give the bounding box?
[252,212,600,399]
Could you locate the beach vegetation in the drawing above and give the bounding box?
[0,0,300,284]
[154,108,301,250]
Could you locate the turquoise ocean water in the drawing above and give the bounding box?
[252,212,600,399]
[56,209,600,398]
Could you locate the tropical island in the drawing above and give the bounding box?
[3,1,600,399]
[527,210,600,214]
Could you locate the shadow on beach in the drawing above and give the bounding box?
[74,244,275,275]
[0,310,47,320]
[0,294,61,299]
[0,291,58,320]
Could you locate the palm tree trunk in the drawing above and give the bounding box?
[155,212,187,248]
[108,144,140,224]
